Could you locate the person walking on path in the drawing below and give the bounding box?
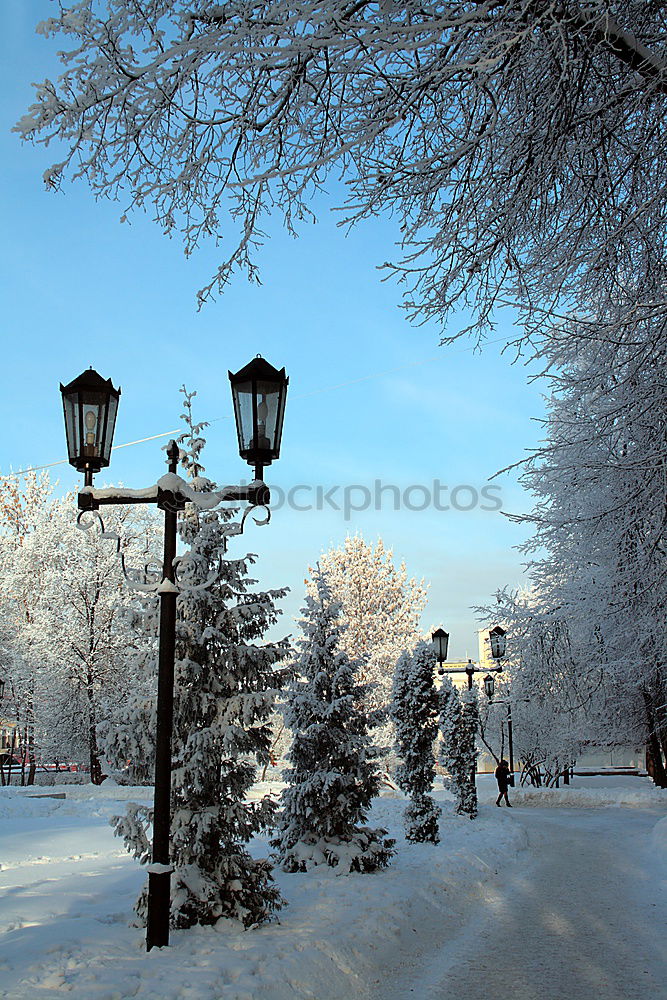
[495,759,512,807]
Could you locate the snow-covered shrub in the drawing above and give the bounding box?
[273,569,394,873]
[390,642,441,842]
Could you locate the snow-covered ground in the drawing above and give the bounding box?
[0,776,665,999]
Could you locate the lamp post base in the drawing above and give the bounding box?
[146,870,172,950]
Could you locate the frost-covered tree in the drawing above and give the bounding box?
[110,389,289,928]
[29,497,159,783]
[273,569,394,874]
[0,472,54,783]
[17,1,667,356]
[486,326,667,787]
[440,684,479,819]
[390,641,440,843]
[0,472,154,783]
[476,667,584,788]
[313,535,427,716]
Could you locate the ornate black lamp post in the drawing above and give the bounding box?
[432,625,506,788]
[61,358,287,951]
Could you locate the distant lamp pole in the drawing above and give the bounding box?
[484,629,514,782]
[61,358,287,952]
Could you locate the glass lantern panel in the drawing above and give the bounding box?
[102,394,118,464]
[432,630,449,662]
[233,380,255,452]
[63,393,80,464]
[490,629,506,659]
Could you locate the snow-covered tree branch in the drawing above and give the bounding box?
[16,1,667,350]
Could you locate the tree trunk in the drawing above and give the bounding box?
[646,737,667,788]
[643,689,667,788]
[86,669,103,785]
[27,729,37,786]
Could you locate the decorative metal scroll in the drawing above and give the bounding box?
[75,499,271,595]
[77,508,163,592]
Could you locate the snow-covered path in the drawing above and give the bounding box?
[0,782,664,998]
[378,807,667,1000]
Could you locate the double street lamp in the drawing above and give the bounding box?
[431,626,506,690]
[432,625,508,785]
[60,357,288,951]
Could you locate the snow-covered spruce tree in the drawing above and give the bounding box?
[390,642,441,843]
[110,389,289,929]
[273,569,394,873]
[440,682,479,819]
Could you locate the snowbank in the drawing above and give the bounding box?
[0,776,664,999]
[481,777,667,809]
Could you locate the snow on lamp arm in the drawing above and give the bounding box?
[60,359,288,953]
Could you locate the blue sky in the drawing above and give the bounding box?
[0,1,547,658]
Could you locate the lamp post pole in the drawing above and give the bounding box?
[146,441,180,951]
[506,701,514,780]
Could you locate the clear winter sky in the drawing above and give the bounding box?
[0,2,546,658]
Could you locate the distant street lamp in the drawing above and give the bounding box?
[431,627,502,690]
[432,628,450,671]
[489,625,507,660]
[61,357,287,951]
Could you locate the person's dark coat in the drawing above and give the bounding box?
[495,761,511,792]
